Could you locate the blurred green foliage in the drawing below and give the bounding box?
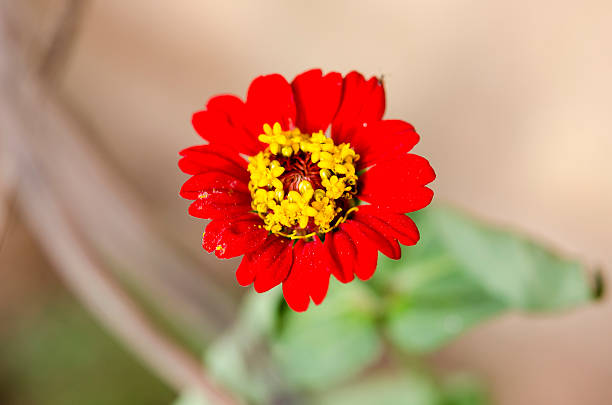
[0,296,174,405]
[1,204,598,405]
[381,206,593,352]
[177,205,597,404]
[317,372,489,405]
[426,207,592,310]
[316,372,440,405]
[272,281,381,390]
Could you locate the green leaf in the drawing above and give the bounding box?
[172,390,210,405]
[316,371,490,405]
[439,374,490,405]
[382,205,596,354]
[316,372,440,405]
[384,255,505,352]
[272,281,382,390]
[429,206,593,310]
[203,289,283,403]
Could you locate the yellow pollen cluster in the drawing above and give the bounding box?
[247,122,359,238]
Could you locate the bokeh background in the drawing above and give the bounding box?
[1,1,611,404]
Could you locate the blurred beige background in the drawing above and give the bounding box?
[3,1,612,404]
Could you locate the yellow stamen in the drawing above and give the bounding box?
[247,123,360,238]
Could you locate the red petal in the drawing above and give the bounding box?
[208,95,265,151]
[202,214,268,258]
[291,69,343,134]
[341,222,379,280]
[188,192,251,219]
[192,99,262,156]
[180,172,249,200]
[252,237,294,293]
[353,205,420,247]
[246,74,297,135]
[348,212,401,260]
[282,239,331,312]
[362,153,436,187]
[324,228,356,283]
[236,256,256,287]
[332,71,385,145]
[178,144,248,181]
[351,120,420,168]
[206,95,246,125]
[181,171,251,220]
[236,236,293,292]
[359,154,435,213]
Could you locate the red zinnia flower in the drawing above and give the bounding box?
[179,69,435,312]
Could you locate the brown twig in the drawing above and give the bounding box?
[0,149,18,258]
[38,0,88,82]
[8,127,237,404]
[0,3,240,404]
[1,0,236,334]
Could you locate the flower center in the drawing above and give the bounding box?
[247,122,360,239]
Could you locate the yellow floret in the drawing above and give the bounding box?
[247,122,360,238]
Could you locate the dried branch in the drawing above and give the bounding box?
[0,3,241,404]
[1,0,237,335]
[5,119,237,405]
[0,144,18,256]
[38,0,88,82]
